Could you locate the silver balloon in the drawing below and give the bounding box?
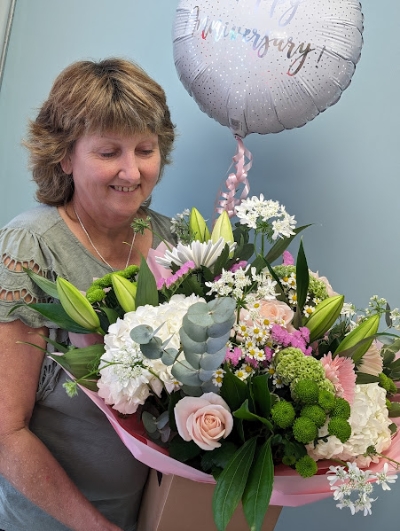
[173,0,364,138]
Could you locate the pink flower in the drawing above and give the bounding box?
[321,352,356,404]
[240,299,294,329]
[282,251,294,265]
[358,340,383,377]
[225,346,243,365]
[174,393,233,451]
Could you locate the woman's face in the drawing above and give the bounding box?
[61,131,161,224]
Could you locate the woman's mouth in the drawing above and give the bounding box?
[111,185,137,192]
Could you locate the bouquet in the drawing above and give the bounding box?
[20,195,400,530]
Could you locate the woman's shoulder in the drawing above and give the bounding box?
[1,205,62,237]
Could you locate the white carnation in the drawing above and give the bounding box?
[97,294,204,414]
[307,383,392,467]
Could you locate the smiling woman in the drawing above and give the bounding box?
[0,58,177,531]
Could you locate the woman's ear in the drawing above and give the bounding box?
[60,154,72,175]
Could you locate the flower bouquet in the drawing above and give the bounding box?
[20,195,400,530]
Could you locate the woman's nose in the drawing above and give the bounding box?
[118,152,140,180]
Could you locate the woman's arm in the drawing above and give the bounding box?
[0,319,123,531]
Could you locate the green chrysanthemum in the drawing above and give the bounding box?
[300,404,327,428]
[327,417,352,443]
[271,400,296,429]
[295,455,318,478]
[292,417,318,444]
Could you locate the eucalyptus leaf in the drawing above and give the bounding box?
[161,348,179,366]
[207,297,236,323]
[212,437,257,531]
[130,324,155,344]
[142,411,158,433]
[185,301,214,327]
[205,334,232,355]
[207,316,236,338]
[182,313,208,342]
[242,440,274,531]
[180,328,206,359]
[198,349,227,371]
[140,338,164,360]
[171,360,202,386]
[156,411,170,430]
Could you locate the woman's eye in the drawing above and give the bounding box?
[100,152,115,158]
[138,149,154,156]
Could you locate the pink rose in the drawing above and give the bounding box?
[174,393,233,451]
[240,299,294,329]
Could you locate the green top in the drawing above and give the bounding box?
[0,204,176,531]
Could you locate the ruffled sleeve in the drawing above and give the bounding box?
[0,226,58,328]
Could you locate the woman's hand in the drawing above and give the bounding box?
[0,319,123,531]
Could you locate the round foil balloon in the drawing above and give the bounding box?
[173,0,364,138]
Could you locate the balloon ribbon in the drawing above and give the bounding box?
[215,136,252,219]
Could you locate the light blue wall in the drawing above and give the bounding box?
[1,1,399,529]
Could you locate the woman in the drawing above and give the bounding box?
[0,58,176,531]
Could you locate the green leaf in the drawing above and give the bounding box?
[212,437,257,531]
[242,440,274,531]
[220,365,248,411]
[233,400,273,431]
[294,240,309,326]
[356,372,380,384]
[24,268,60,298]
[201,441,238,472]
[264,224,312,264]
[388,402,400,418]
[252,374,271,419]
[168,435,202,462]
[49,343,104,380]
[136,256,159,307]
[23,303,94,333]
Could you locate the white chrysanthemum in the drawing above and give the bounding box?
[307,383,392,467]
[155,237,236,269]
[97,294,204,414]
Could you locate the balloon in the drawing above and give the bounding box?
[173,0,364,138]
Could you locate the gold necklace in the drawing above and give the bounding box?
[73,206,136,271]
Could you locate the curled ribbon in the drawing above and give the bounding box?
[215,135,252,219]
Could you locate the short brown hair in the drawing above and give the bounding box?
[24,58,175,206]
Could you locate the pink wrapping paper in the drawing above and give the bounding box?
[80,385,400,507]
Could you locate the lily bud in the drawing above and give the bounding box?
[305,295,344,343]
[211,210,234,245]
[335,313,380,363]
[189,208,211,243]
[56,277,102,333]
[111,274,137,313]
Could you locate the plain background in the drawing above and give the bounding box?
[0,1,399,530]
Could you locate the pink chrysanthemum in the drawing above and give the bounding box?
[321,352,356,404]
